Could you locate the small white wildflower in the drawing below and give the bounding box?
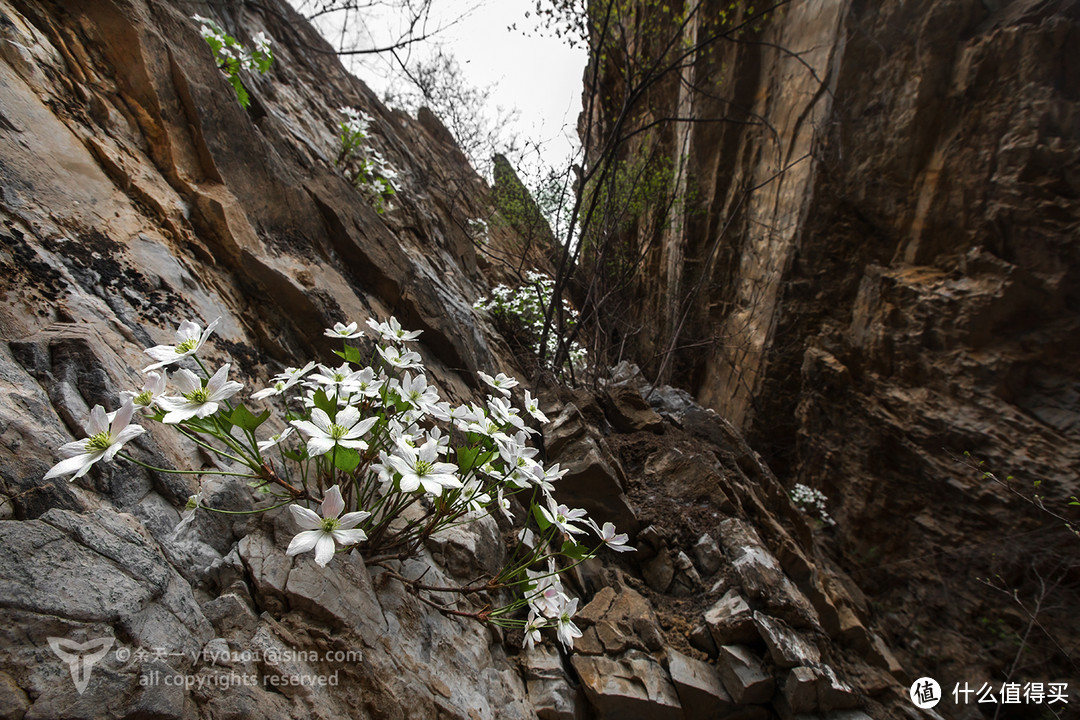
[324,321,364,340]
[367,316,422,343]
[290,406,377,457]
[121,370,167,409]
[157,365,243,424]
[44,399,145,480]
[522,389,548,423]
[588,519,634,553]
[286,485,370,567]
[555,596,582,649]
[143,317,221,371]
[478,371,518,397]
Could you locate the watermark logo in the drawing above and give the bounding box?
[911,677,942,709]
[47,636,114,694]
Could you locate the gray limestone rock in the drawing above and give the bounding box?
[715,644,775,705]
[523,644,585,720]
[693,533,724,577]
[719,518,821,629]
[666,648,735,720]
[753,612,822,668]
[705,589,759,646]
[572,650,683,720]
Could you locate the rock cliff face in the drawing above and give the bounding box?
[0,0,929,719]
[582,0,1080,699]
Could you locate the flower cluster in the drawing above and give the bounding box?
[336,107,398,213]
[467,218,489,247]
[192,15,273,108]
[45,314,631,651]
[790,482,836,527]
[474,271,587,375]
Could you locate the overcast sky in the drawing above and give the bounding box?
[297,0,587,180]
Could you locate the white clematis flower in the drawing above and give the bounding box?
[522,610,544,651]
[44,399,145,480]
[555,596,582,649]
[290,406,377,457]
[367,316,422,343]
[588,519,634,553]
[540,495,588,536]
[286,485,370,567]
[399,372,440,414]
[121,370,167,409]
[324,321,364,340]
[387,438,461,496]
[522,389,549,423]
[377,345,422,370]
[172,483,206,539]
[252,361,315,400]
[478,371,518,397]
[157,365,243,424]
[143,317,221,371]
[257,426,294,453]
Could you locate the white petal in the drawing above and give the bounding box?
[338,510,370,529]
[57,439,90,458]
[419,478,444,497]
[336,405,360,428]
[162,405,203,424]
[86,405,109,436]
[313,534,337,566]
[290,419,323,438]
[210,380,243,402]
[172,368,201,394]
[397,472,420,493]
[44,453,94,480]
[321,485,345,519]
[148,371,167,395]
[332,528,366,546]
[200,317,221,345]
[205,364,231,395]
[305,436,334,456]
[286,529,322,556]
[104,425,144,460]
[110,399,135,435]
[309,408,333,433]
[144,344,179,363]
[176,320,201,343]
[112,423,144,444]
[289,505,322,530]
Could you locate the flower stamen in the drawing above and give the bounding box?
[86,432,112,452]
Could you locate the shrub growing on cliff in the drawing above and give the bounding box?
[336,107,398,213]
[193,15,273,109]
[45,315,630,649]
[474,271,587,376]
[790,483,836,528]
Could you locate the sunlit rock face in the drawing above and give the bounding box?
[581,0,1080,696]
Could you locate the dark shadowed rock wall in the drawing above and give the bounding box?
[583,0,1080,697]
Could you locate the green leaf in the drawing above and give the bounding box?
[332,447,361,473]
[531,503,551,531]
[561,539,589,561]
[312,389,336,418]
[230,404,271,433]
[456,445,481,475]
[332,344,365,364]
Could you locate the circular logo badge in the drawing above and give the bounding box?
[910,677,942,709]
